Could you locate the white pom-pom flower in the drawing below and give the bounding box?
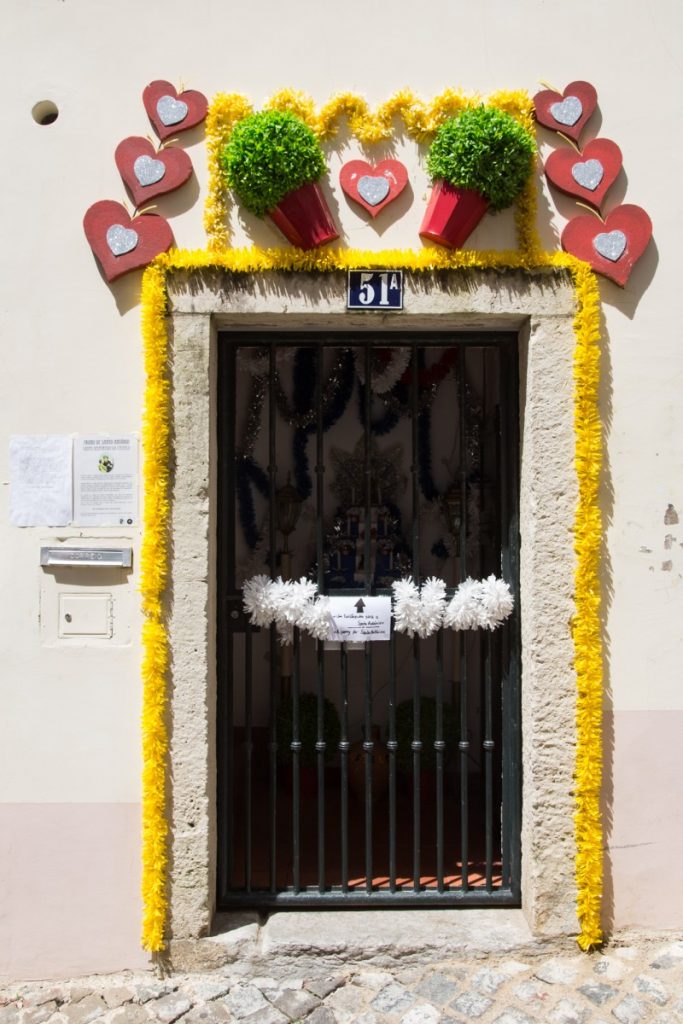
[416,576,447,638]
[443,577,484,630]
[242,575,332,643]
[278,577,318,624]
[298,595,332,641]
[392,577,423,637]
[392,577,447,639]
[478,574,514,630]
[242,574,276,629]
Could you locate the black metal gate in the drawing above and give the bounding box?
[217,332,520,908]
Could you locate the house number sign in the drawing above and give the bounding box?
[347,270,403,310]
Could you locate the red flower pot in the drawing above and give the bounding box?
[267,181,339,250]
[419,180,490,249]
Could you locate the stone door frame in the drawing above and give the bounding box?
[164,267,579,941]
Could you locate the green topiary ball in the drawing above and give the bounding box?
[220,110,327,219]
[426,106,536,211]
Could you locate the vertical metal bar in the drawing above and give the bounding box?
[412,635,421,891]
[217,340,236,903]
[316,345,326,894]
[458,347,468,574]
[499,346,511,888]
[340,645,349,892]
[316,342,325,588]
[244,623,253,892]
[224,347,237,588]
[436,628,445,892]
[484,629,494,891]
[224,632,234,895]
[411,341,421,892]
[388,629,397,892]
[292,628,301,893]
[490,349,503,891]
[362,341,374,894]
[500,338,521,897]
[458,342,469,892]
[411,342,420,580]
[364,644,373,894]
[268,342,278,894]
[364,342,372,588]
[317,639,326,893]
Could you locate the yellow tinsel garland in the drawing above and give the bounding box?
[569,261,604,951]
[140,245,603,953]
[140,262,171,954]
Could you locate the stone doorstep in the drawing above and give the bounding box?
[167,909,554,975]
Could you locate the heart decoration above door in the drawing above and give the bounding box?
[115,137,193,206]
[339,159,409,217]
[142,80,208,141]
[83,200,173,282]
[533,81,598,143]
[544,138,622,210]
[561,204,652,287]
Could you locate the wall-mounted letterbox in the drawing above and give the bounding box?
[40,539,133,647]
[41,547,132,568]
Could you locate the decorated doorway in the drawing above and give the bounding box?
[216,332,520,908]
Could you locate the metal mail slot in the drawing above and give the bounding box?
[40,547,133,568]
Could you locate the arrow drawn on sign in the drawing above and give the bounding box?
[355,598,366,613]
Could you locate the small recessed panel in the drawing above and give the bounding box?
[58,593,112,638]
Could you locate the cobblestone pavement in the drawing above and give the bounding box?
[2,938,683,1024]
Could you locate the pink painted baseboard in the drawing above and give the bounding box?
[0,803,151,981]
[604,709,683,931]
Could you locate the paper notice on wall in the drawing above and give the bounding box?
[9,435,73,526]
[327,595,392,643]
[73,436,138,526]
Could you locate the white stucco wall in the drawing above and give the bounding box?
[1,0,682,977]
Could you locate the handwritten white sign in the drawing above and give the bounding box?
[9,435,72,526]
[327,595,391,643]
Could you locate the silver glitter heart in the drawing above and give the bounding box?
[358,175,390,206]
[106,224,138,256]
[550,95,582,126]
[594,229,626,262]
[571,159,603,191]
[134,155,166,187]
[157,94,188,127]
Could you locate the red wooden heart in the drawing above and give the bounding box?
[83,200,173,282]
[115,136,193,207]
[339,159,408,217]
[545,138,622,210]
[533,81,598,143]
[142,80,208,141]
[561,204,652,287]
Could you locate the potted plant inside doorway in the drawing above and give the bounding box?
[220,110,339,249]
[420,105,536,249]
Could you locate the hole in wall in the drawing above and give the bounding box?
[32,100,59,126]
